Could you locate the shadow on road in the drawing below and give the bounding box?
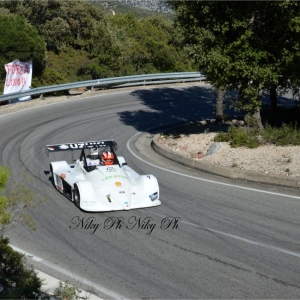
[118,85,238,133]
[118,84,296,134]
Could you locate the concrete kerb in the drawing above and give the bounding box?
[152,134,300,189]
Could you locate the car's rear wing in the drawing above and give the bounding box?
[45,140,117,153]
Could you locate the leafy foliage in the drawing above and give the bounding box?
[0,167,44,234]
[0,14,46,85]
[214,121,300,148]
[0,166,44,297]
[0,235,42,299]
[54,281,76,300]
[262,123,300,146]
[214,127,259,148]
[0,0,193,88]
[169,1,300,126]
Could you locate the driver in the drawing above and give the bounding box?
[87,148,98,160]
[86,148,100,167]
[101,151,115,165]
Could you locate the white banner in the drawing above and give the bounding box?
[3,60,32,101]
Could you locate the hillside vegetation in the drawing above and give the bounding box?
[0,0,193,93]
[93,0,173,19]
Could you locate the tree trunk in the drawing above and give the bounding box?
[252,109,263,129]
[270,84,277,113]
[215,86,224,123]
[244,110,263,129]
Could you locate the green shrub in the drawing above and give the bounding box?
[261,122,300,146]
[0,236,42,299]
[214,131,229,142]
[54,281,76,300]
[214,126,259,148]
[215,122,300,148]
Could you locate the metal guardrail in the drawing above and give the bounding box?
[0,72,205,103]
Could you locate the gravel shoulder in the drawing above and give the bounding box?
[157,120,300,178]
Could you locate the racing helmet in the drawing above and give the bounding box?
[101,151,115,165]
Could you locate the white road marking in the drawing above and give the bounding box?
[130,131,300,259]
[11,245,126,299]
[127,131,300,200]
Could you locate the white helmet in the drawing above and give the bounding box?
[89,148,98,159]
[90,148,98,156]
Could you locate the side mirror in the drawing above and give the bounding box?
[118,156,127,166]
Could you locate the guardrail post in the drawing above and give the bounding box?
[91,86,94,92]
[40,94,45,100]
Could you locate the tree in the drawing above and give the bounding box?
[0,166,43,299]
[0,166,43,234]
[0,0,105,52]
[0,235,42,299]
[0,1,194,84]
[0,14,46,81]
[169,1,300,127]
[40,17,71,53]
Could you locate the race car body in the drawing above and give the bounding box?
[46,140,161,212]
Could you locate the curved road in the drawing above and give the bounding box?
[1,84,300,299]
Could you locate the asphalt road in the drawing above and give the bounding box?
[1,84,300,299]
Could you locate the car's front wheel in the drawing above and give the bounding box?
[74,184,80,208]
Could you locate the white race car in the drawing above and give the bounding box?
[46,140,161,212]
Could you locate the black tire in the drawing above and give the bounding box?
[74,184,80,208]
[50,164,54,185]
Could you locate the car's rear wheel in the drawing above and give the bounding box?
[50,164,54,185]
[74,184,80,208]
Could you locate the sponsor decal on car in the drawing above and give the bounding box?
[60,173,66,179]
[149,192,158,201]
[102,175,128,181]
[47,146,55,151]
[115,182,122,187]
[106,167,116,172]
[84,200,97,206]
[59,144,69,150]
[69,142,107,149]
